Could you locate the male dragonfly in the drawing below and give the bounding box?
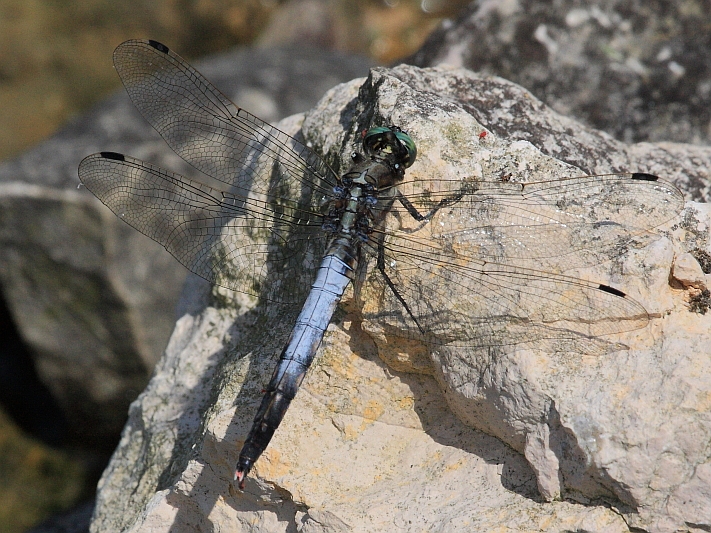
[78,40,684,488]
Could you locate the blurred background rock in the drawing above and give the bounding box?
[0,0,470,163]
[0,1,470,532]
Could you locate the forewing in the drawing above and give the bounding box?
[388,173,683,271]
[78,152,328,305]
[112,39,338,197]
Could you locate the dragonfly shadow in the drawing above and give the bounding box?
[154,153,324,526]
[343,314,640,508]
[155,284,304,531]
[342,315,543,502]
[150,301,627,531]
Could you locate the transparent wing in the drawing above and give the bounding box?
[79,152,328,305]
[83,38,686,349]
[369,173,683,347]
[385,172,683,270]
[373,241,649,348]
[112,39,338,198]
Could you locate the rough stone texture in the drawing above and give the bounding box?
[672,252,709,290]
[405,0,711,147]
[91,65,710,533]
[0,46,373,449]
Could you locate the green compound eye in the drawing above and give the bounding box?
[364,126,391,137]
[394,131,417,168]
[363,126,417,168]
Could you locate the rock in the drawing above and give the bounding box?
[90,64,711,533]
[0,46,373,450]
[672,252,708,290]
[405,1,711,147]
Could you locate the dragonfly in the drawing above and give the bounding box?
[78,40,684,489]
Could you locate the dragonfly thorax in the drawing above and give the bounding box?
[322,129,414,245]
[321,126,417,242]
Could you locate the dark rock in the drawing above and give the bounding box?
[405,1,711,146]
[25,500,93,533]
[0,287,66,446]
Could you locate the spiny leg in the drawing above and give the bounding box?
[396,187,467,221]
[376,239,425,335]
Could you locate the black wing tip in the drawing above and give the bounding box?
[147,40,170,54]
[598,284,627,298]
[631,172,660,182]
[99,151,126,162]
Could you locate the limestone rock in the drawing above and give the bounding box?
[91,65,710,533]
[672,252,708,290]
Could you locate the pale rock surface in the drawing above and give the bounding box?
[91,65,711,533]
[672,252,708,290]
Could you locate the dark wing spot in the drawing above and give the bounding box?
[631,173,659,182]
[598,284,626,297]
[148,40,170,54]
[99,152,125,161]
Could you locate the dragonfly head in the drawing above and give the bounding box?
[363,126,417,169]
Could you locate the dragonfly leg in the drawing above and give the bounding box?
[376,241,425,335]
[396,189,466,221]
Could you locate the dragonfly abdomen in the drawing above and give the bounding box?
[235,253,355,488]
[235,158,400,487]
